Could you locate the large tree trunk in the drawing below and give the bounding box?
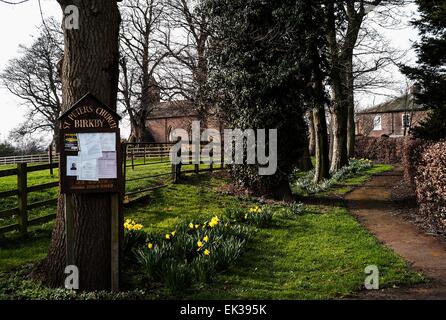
[32,0,121,291]
[346,52,356,158]
[313,104,330,183]
[330,82,349,173]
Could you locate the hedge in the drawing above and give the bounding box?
[409,140,446,234]
[355,136,404,164]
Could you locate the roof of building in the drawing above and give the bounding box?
[147,100,198,119]
[357,93,426,115]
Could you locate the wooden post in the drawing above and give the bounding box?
[49,144,54,176]
[17,163,28,236]
[111,194,120,292]
[210,145,214,172]
[172,140,181,184]
[131,146,135,170]
[64,194,75,266]
[221,135,225,169]
[143,146,146,165]
[122,144,127,195]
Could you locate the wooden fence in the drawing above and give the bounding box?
[0,153,59,166]
[122,142,225,204]
[0,142,225,236]
[0,163,59,236]
[0,145,171,165]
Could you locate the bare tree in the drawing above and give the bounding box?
[119,0,168,142]
[161,0,210,123]
[0,18,63,149]
[324,0,407,171]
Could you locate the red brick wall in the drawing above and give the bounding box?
[356,111,428,137]
[146,115,223,143]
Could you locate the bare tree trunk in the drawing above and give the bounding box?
[313,104,330,183]
[308,111,316,156]
[33,0,121,291]
[330,81,349,172]
[346,58,356,158]
[297,138,314,171]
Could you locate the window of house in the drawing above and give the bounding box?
[373,115,382,131]
[402,114,410,128]
[168,127,173,142]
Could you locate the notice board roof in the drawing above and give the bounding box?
[59,93,122,121]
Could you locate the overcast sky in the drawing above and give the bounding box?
[0,0,420,144]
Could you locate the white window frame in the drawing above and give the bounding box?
[373,115,382,131]
[402,113,411,128]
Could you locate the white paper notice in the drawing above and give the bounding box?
[67,156,80,177]
[78,133,103,160]
[98,151,117,179]
[78,155,99,181]
[100,133,116,152]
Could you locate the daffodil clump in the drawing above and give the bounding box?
[123,219,147,264]
[225,205,274,227]
[124,219,144,231]
[133,217,250,293]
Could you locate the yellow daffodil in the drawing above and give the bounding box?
[209,221,217,228]
[124,219,143,231]
[203,235,209,243]
[209,216,220,228]
[171,231,176,237]
[195,224,199,229]
[189,223,194,229]
[197,241,204,249]
[148,243,153,250]
[165,234,171,240]
[244,214,248,219]
[204,249,210,256]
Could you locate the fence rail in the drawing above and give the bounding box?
[0,142,226,236]
[0,163,59,236]
[0,153,60,165]
[122,142,225,204]
[0,146,171,165]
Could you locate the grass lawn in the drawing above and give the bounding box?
[0,163,424,299]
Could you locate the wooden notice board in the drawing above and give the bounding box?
[59,93,123,194]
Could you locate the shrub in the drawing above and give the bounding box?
[402,137,425,186]
[355,136,404,164]
[410,140,446,234]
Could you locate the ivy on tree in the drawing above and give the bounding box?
[204,0,327,200]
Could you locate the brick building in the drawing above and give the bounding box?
[356,93,428,138]
[146,100,223,143]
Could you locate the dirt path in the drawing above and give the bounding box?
[345,166,446,300]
